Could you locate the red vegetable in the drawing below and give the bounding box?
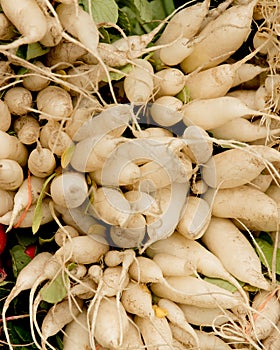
[24,244,36,259]
[0,224,7,255]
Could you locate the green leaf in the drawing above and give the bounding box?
[16,231,37,247]
[176,86,191,104]
[26,42,49,61]
[118,8,132,35]
[10,245,31,278]
[32,173,56,234]
[40,273,69,304]
[61,144,75,168]
[204,277,244,293]
[91,0,119,24]
[103,64,132,82]
[133,0,152,22]
[255,238,280,274]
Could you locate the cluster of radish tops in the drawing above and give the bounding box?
[0,0,280,349]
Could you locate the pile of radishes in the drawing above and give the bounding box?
[0,0,280,349]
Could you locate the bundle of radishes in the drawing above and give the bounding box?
[0,0,279,349]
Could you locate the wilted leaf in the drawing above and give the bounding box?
[40,273,70,304]
[256,238,280,275]
[32,173,56,234]
[204,277,244,293]
[10,245,31,278]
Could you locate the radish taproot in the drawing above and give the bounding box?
[0,0,48,49]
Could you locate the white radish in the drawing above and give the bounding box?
[63,309,91,350]
[110,213,146,249]
[201,217,270,290]
[176,195,211,240]
[7,175,45,231]
[47,129,73,157]
[185,59,266,100]
[153,253,194,277]
[0,0,48,50]
[13,115,40,145]
[151,275,241,309]
[72,104,131,142]
[157,0,210,66]
[182,125,213,164]
[158,298,199,347]
[124,59,154,103]
[36,86,73,121]
[231,63,267,88]
[0,198,53,228]
[0,100,11,132]
[54,235,109,265]
[41,298,83,348]
[4,86,32,116]
[154,68,185,97]
[182,96,267,130]
[209,185,279,231]
[134,314,173,350]
[0,189,14,216]
[146,232,243,291]
[249,290,280,340]
[194,329,232,350]
[180,1,257,72]
[179,303,239,327]
[202,145,280,189]
[28,146,56,178]
[119,319,144,349]
[91,187,131,227]
[39,120,60,148]
[50,172,88,209]
[227,89,258,110]
[39,14,62,47]
[150,96,183,127]
[0,159,24,190]
[2,252,52,350]
[54,225,79,247]
[0,13,16,40]
[91,296,129,349]
[121,281,154,318]
[210,118,280,142]
[22,61,50,92]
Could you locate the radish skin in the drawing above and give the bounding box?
[0,0,48,49]
[202,145,280,189]
[4,86,32,116]
[0,159,24,190]
[202,217,270,290]
[180,1,257,72]
[28,146,56,178]
[63,309,90,350]
[182,96,265,130]
[158,298,199,347]
[135,314,173,350]
[55,235,109,265]
[179,303,239,327]
[92,296,129,349]
[0,100,11,132]
[0,198,53,228]
[121,281,154,318]
[151,275,241,309]
[7,176,45,231]
[153,253,194,276]
[0,189,14,216]
[2,252,52,350]
[250,290,280,340]
[41,298,83,347]
[210,118,280,142]
[209,185,279,231]
[50,172,88,209]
